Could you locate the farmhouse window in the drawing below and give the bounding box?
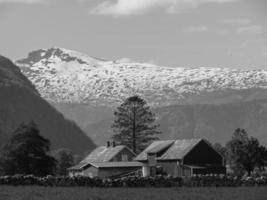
[122,154,128,161]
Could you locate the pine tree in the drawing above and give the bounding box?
[112,95,161,153]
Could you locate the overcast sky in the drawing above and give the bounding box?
[0,0,267,68]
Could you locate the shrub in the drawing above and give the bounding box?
[0,174,266,187]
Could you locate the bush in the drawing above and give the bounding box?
[0,174,266,187]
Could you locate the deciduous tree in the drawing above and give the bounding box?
[213,142,226,159]
[52,148,74,176]
[0,122,56,176]
[226,128,266,176]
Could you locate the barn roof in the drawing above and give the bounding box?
[146,140,175,154]
[80,145,133,164]
[135,138,202,161]
[91,161,143,168]
[158,138,202,160]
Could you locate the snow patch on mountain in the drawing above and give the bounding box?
[16,47,267,107]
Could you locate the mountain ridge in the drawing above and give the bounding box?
[16,47,267,107]
[15,47,267,146]
[0,55,96,154]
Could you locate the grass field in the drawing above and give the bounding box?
[0,186,266,200]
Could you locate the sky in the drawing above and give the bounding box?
[0,0,267,69]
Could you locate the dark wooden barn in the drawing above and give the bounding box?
[135,138,226,177]
[68,142,143,178]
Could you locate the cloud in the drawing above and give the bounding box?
[262,51,267,57]
[90,0,237,16]
[184,26,208,33]
[221,18,251,25]
[0,0,43,3]
[241,39,265,48]
[226,49,244,57]
[217,29,231,35]
[236,25,266,35]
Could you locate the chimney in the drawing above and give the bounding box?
[112,141,116,147]
[106,141,110,147]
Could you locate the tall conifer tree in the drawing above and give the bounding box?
[112,95,161,153]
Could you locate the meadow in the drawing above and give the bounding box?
[0,186,267,200]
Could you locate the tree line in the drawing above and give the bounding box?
[111,95,267,177]
[0,95,266,177]
[213,128,267,176]
[0,122,79,177]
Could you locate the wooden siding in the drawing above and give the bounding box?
[192,167,226,175]
[110,148,135,162]
[98,167,140,178]
[157,161,179,177]
[157,161,195,177]
[69,165,99,178]
[182,165,192,177]
[183,140,223,166]
[69,165,142,178]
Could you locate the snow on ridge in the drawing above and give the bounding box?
[16,48,267,106]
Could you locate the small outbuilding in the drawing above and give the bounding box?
[68,142,143,178]
[135,138,226,177]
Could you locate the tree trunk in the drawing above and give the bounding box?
[132,105,136,153]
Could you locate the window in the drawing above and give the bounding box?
[121,154,128,161]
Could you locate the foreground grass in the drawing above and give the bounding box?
[0,186,267,200]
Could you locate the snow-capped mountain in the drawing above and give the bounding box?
[15,48,267,146]
[16,47,267,107]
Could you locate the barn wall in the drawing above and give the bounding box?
[183,140,223,165]
[98,167,141,178]
[182,166,192,177]
[157,161,179,177]
[68,166,99,177]
[193,167,226,175]
[82,166,99,177]
[111,148,135,162]
[154,161,194,177]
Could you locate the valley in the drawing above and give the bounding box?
[15,47,267,146]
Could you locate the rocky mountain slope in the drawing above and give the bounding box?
[0,55,95,154]
[16,47,267,107]
[82,99,267,146]
[15,48,267,146]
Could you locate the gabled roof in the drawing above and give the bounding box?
[158,138,202,160]
[80,145,134,164]
[91,161,143,168]
[69,145,137,171]
[135,138,202,161]
[147,140,175,154]
[135,140,175,160]
[68,162,90,170]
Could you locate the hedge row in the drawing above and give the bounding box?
[0,174,266,187]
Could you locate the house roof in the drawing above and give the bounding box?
[69,145,137,171]
[91,161,144,168]
[68,162,90,170]
[68,161,143,170]
[135,138,202,161]
[80,145,132,164]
